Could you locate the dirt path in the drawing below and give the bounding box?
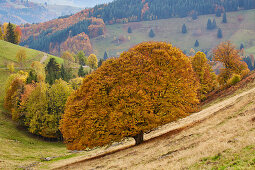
[51,87,255,170]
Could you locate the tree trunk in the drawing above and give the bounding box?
[133,132,144,145]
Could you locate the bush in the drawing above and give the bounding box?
[227,74,241,86]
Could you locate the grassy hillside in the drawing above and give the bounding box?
[0,41,79,169]
[0,40,63,102]
[92,9,255,58]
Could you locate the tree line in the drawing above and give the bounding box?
[90,0,255,24]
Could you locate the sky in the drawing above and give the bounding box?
[30,0,114,7]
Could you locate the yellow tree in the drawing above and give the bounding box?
[31,61,45,82]
[61,51,75,63]
[60,42,200,150]
[191,52,217,100]
[87,54,98,69]
[213,41,249,86]
[16,49,27,68]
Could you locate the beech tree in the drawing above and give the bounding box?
[213,41,249,86]
[60,42,200,150]
[191,52,217,100]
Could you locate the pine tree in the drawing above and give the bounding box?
[98,59,104,67]
[78,65,86,77]
[6,22,17,44]
[212,19,217,29]
[45,58,61,85]
[222,12,227,23]
[217,28,223,38]
[128,26,132,33]
[103,51,108,61]
[194,40,199,47]
[149,29,155,38]
[26,70,37,84]
[240,43,244,50]
[216,9,221,17]
[182,24,187,33]
[207,19,212,30]
[192,12,198,20]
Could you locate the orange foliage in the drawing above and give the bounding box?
[60,42,199,150]
[50,33,93,56]
[213,41,249,86]
[141,3,149,17]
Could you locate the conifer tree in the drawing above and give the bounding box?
[6,22,16,44]
[26,70,38,84]
[78,65,86,77]
[222,12,227,23]
[182,24,187,33]
[212,19,217,29]
[207,19,212,30]
[240,43,244,50]
[128,26,132,33]
[45,58,61,85]
[217,28,223,38]
[103,51,108,61]
[216,9,221,17]
[194,40,199,47]
[98,58,104,67]
[149,29,155,38]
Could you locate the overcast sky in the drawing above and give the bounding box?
[30,0,114,7]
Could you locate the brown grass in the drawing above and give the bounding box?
[50,82,255,170]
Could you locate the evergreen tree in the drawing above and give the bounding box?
[149,29,155,38]
[182,24,187,33]
[103,51,108,61]
[26,70,37,84]
[78,65,86,77]
[192,12,198,20]
[222,12,227,23]
[194,40,199,47]
[217,28,223,38]
[6,22,17,44]
[45,58,61,85]
[98,58,104,67]
[240,43,244,50]
[128,26,132,33]
[216,9,221,17]
[212,19,217,29]
[207,19,212,30]
[60,64,68,82]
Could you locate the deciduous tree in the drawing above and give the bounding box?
[191,52,217,100]
[60,42,199,150]
[16,49,27,68]
[213,41,249,86]
[87,54,98,69]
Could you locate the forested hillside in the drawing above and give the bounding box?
[91,0,255,24]
[0,0,81,25]
[20,9,105,56]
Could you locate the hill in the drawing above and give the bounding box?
[20,8,105,56]
[0,0,81,25]
[30,0,114,8]
[49,73,255,169]
[91,9,255,58]
[0,40,63,102]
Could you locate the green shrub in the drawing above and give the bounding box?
[227,74,241,86]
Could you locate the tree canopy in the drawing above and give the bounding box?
[60,42,200,150]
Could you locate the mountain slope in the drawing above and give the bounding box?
[51,77,255,169]
[0,0,81,25]
[91,9,255,58]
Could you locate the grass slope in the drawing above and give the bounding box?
[0,40,63,102]
[92,9,255,58]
